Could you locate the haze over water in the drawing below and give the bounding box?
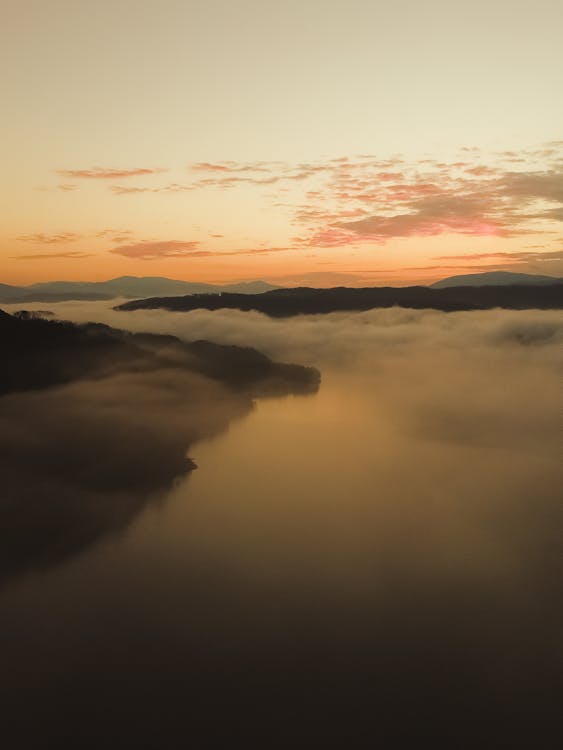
[1,303,561,746]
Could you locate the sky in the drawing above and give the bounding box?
[1,0,562,286]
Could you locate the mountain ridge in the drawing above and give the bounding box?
[116,283,563,317]
[0,276,279,303]
[431,271,561,288]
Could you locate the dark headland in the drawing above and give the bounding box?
[0,309,320,397]
[0,309,320,584]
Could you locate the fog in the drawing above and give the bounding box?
[8,298,563,368]
[1,300,562,746]
[7,300,561,453]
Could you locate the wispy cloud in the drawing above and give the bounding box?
[110,186,156,195]
[110,183,194,195]
[109,240,292,260]
[35,184,80,193]
[434,249,563,264]
[110,240,202,259]
[179,145,563,247]
[292,227,365,248]
[17,232,83,244]
[190,161,282,173]
[194,175,281,188]
[56,167,167,179]
[11,251,94,260]
[94,229,134,241]
[187,160,333,189]
[17,229,134,245]
[78,144,562,267]
[231,246,291,256]
[294,155,563,246]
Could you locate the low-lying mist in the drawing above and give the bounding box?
[10,298,561,365]
[10,300,561,447]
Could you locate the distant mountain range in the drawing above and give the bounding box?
[431,271,561,288]
[2,271,561,304]
[0,276,279,303]
[117,282,563,317]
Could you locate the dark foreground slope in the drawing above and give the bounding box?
[116,282,563,316]
[0,310,319,584]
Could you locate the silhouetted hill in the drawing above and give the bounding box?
[223,280,277,294]
[116,283,563,317]
[431,271,561,288]
[0,276,279,303]
[0,309,319,396]
[0,309,320,585]
[0,283,28,301]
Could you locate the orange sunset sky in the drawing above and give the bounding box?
[2,0,562,287]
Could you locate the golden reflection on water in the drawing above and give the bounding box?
[154,368,558,604]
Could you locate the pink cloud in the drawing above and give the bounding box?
[81,146,563,252]
[289,149,563,244]
[337,211,509,241]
